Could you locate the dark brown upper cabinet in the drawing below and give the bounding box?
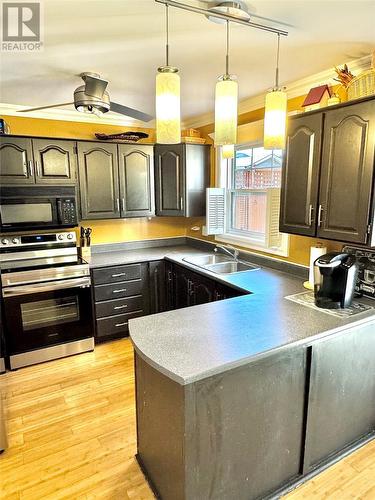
[0,137,35,185]
[0,137,77,186]
[118,144,155,217]
[32,139,77,184]
[280,96,375,245]
[154,143,210,217]
[317,100,375,244]
[279,114,323,236]
[78,142,120,220]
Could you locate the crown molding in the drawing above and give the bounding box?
[183,54,372,128]
[0,102,156,129]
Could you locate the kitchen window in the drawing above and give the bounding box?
[214,143,289,256]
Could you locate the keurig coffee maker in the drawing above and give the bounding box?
[314,252,358,309]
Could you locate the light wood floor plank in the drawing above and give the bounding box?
[0,338,373,499]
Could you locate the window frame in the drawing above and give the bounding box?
[215,142,289,257]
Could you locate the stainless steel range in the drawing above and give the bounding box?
[0,231,94,369]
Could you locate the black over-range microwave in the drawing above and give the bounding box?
[0,186,78,232]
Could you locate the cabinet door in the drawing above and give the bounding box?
[174,266,193,309]
[0,137,34,184]
[303,323,375,472]
[191,273,216,305]
[118,144,155,217]
[317,101,375,243]
[155,144,185,216]
[77,142,120,220]
[279,114,322,236]
[149,260,166,314]
[32,139,77,184]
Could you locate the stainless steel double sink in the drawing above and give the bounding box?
[182,254,260,275]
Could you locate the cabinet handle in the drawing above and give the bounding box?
[116,198,120,212]
[112,273,127,277]
[112,288,127,294]
[115,322,127,327]
[114,304,128,310]
[121,198,125,212]
[180,196,183,211]
[35,160,41,177]
[308,204,314,226]
[28,160,34,177]
[317,205,323,227]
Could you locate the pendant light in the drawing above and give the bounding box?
[215,20,238,147]
[264,34,287,150]
[156,4,181,144]
[222,144,234,159]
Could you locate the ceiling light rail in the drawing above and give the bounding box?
[154,0,288,37]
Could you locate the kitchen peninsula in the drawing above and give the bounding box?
[130,258,375,500]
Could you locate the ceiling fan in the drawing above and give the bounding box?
[19,72,154,122]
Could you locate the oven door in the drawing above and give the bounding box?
[2,277,93,354]
[0,197,58,232]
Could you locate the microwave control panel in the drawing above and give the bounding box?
[59,198,77,225]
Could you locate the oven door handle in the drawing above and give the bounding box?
[2,277,91,297]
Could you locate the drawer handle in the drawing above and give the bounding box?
[112,273,127,277]
[112,288,127,293]
[114,304,128,310]
[115,322,127,327]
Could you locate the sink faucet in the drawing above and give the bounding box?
[214,244,239,261]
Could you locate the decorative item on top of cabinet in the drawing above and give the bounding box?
[280,96,375,246]
[118,144,155,217]
[0,137,77,185]
[279,113,323,237]
[154,143,210,217]
[78,142,120,220]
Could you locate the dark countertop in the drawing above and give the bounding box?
[88,240,375,385]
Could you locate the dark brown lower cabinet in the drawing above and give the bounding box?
[92,263,149,342]
[149,261,167,314]
[165,262,246,310]
[303,322,375,471]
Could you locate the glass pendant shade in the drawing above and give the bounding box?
[222,144,234,159]
[156,68,181,144]
[214,77,238,146]
[264,88,287,150]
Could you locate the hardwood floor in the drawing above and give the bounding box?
[0,338,374,499]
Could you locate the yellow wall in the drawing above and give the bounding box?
[1,115,198,245]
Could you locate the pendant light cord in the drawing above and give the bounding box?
[165,4,170,66]
[225,20,230,76]
[275,33,280,88]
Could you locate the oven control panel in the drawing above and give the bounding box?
[0,232,76,248]
[58,198,77,225]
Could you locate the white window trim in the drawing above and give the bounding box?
[215,144,290,257]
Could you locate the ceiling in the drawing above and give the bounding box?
[1,0,374,125]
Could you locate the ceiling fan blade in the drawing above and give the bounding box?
[110,102,154,122]
[18,102,74,112]
[84,74,108,99]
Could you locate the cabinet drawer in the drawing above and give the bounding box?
[95,295,143,318]
[96,311,143,338]
[94,279,142,301]
[93,263,142,285]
